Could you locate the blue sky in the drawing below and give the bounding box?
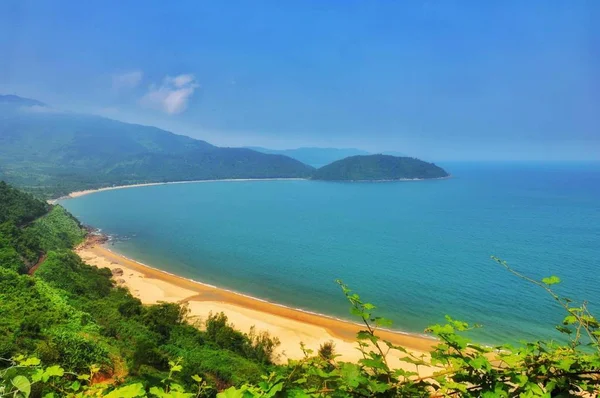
[1,1,598,161]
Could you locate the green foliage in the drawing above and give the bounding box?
[0,181,48,225]
[0,221,41,266]
[0,268,82,359]
[27,206,86,251]
[0,183,276,392]
[0,356,213,398]
[143,303,188,343]
[41,330,111,373]
[0,197,84,274]
[35,250,113,299]
[312,154,449,181]
[204,312,280,365]
[2,260,599,396]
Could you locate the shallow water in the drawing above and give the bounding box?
[60,162,600,344]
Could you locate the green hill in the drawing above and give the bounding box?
[0,96,314,198]
[312,154,449,181]
[0,181,49,225]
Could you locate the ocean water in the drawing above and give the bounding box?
[60,162,600,345]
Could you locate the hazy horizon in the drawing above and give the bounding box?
[2,1,598,161]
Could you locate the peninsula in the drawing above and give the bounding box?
[312,154,449,181]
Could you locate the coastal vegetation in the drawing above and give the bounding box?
[1,181,598,396]
[311,155,449,181]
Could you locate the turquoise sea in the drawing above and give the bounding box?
[60,162,600,345]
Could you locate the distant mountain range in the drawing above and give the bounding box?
[0,94,446,198]
[0,95,313,197]
[246,147,406,167]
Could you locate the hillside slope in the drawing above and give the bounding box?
[312,154,449,181]
[0,181,278,392]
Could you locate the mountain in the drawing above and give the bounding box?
[379,151,406,157]
[246,147,370,168]
[0,95,314,197]
[312,154,449,181]
[0,94,46,107]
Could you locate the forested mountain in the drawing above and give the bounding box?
[0,96,314,197]
[312,154,449,181]
[0,181,48,225]
[246,146,371,168]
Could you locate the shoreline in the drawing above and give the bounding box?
[52,175,452,203]
[53,178,308,202]
[76,235,437,373]
[103,242,435,342]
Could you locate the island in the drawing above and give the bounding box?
[311,154,449,181]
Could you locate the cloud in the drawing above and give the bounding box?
[141,74,199,115]
[112,70,143,91]
[19,105,64,114]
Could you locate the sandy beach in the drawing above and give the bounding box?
[75,236,438,375]
[66,178,307,200]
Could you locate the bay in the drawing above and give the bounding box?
[60,162,600,344]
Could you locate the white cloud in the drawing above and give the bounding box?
[141,74,199,115]
[112,70,143,91]
[19,105,64,114]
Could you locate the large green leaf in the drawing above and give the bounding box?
[104,383,146,398]
[12,376,31,398]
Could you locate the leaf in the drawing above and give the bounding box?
[525,382,544,395]
[350,306,368,319]
[43,365,64,381]
[373,317,393,328]
[70,381,81,391]
[19,357,41,367]
[170,384,185,392]
[217,386,247,398]
[264,382,284,398]
[31,369,44,383]
[104,383,146,398]
[356,330,378,345]
[340,363,362,388]
[541,276,561,285]
[12,376,31,398]
[191,374,202,383]
[469,355,490,370]
[149,386,167,397]
[170,364,183,373]
[555,325,573,334]
[557,358,575,371]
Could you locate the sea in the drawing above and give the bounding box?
[59,162,600,345]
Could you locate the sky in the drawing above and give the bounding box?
[1,0,598,161]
